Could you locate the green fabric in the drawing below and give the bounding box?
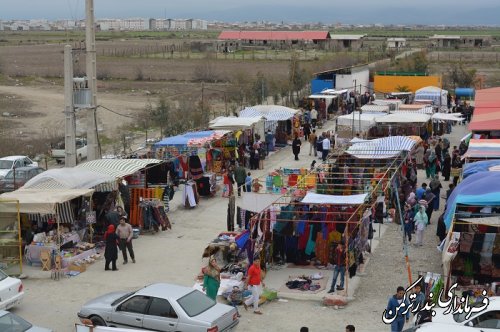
[203,275,220,300]
[273,175,283,187]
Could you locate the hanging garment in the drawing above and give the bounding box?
[195,176,211,197]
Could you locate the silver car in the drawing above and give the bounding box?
[77,283,239,332]
[0,310,52,332]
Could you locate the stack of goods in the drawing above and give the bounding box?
[285,273,324,292]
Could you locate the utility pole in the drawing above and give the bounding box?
[201,82,205,125]
[64,45,77,167]
[86,0,99,160]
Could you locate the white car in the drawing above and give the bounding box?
[413,296,500,331]
[0,310,52,331]
[0,269,24,310]
[0,156,38,179]
[404,322,485,331]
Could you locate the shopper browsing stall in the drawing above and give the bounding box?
[116,217,135,264]
[203,256,221,301]
[104,225,119,271]
[244,257,265,315]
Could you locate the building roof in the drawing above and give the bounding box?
[330,34,365,40]
[387,38,406,42]
[429,34,460,39]
[313,64,369,77]
[218,30,330,41]
[468,87,500,132]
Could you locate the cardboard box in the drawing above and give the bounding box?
[68,263,86,273]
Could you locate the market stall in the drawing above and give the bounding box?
[336,112,386,137]
[463,139,500,163]
[442,171,500,293]
[0,188,96,275]
[415,86,448,111]
[239,105,299,150]
[369,113,431,138]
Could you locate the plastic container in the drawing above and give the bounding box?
[132,228,140,239]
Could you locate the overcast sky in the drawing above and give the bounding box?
[1,0,498,25]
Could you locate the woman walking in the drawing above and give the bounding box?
[203,256,221,301]
[424,188,436,224]
[292,135,302,161]
[425,152,437,179]
[104,224,119,271]
[442,152,451,181]
[414,205,429,246]
[429,175,442,211]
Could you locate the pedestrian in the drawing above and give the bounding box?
[425,152,437,179]
[345,325,355,332]
[116,206,128,220]
[446,183,455,200]
[228,286,242,317]
[245,172,252,193]
[414,205,429,246]
[234,164,247,196]
[116,216,135,264]
[327,242,345,293]
[436,213,447,243]
[416,183,427,201]
[412,284,425,310]
[104,224,119,271]
[309,129,317,157]
[414,143,425,170]
[451,154,462,186]
[403,204,414,243]
[250,148,260,170]
[310,108,318,128]
[322,134,331,162]
[442,152,451,181]
[429,175,442,211]
[244,257,265,315]
[292,135,302,161]
[203,256,220,301]
[303,122,311,141]
[424,188,436,224]
[385,286,410,332]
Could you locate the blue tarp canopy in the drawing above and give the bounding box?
[462,160,500,179]
[153,131,217,148]
[444,171,500,230]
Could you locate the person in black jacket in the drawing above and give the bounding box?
[104,224,119,271]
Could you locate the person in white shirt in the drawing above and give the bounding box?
[322,135,330,161]
[310,109,318,128]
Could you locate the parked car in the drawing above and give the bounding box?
[77,283,239,332]
[0,156,38,179]
[413,296,499,331]
[403,322,482,331]
[0,166,45,193]
[0,310,52,332]
[0,268,24,310]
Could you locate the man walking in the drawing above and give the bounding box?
[116,216,135,264]
[244,257,265,315]
[234,164,247,196]
[327,242,345,293]
[322,133,331,162]
[309,129,317,157]
[385,286,410,331]
[310,108,318,128]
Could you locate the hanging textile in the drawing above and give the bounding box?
[183,181,199,208]
[188,155,204,180]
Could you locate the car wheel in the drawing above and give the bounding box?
[90,316,106,326]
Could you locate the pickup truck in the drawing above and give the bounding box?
[50,138,88,164]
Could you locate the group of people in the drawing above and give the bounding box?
[291,129,334,162]
[202,256,265,316]
[104,216,136,271]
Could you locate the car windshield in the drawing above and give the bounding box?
[5,170,27,179]
[0,160,13,169]
[453,302,484,323]
[177,290,216,317]
[112,291,135,306]
[0,269,7,281]
[0,312,32,331]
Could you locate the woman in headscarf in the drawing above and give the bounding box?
[424,188,436,224]
[104,224,119,271]
[203,256,221,301]
[415,143,425,170]
[406,192,417,207]
[414,204,429,246]
[442,152,452,181]
[292,135,302,161]
[426,152,437,179]
[451,154,463,186]
[429,175,442,211]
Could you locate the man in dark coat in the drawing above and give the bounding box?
[292,136,302,161]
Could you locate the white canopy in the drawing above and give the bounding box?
[373,99,403,107]
[415,86,448,106]
[431,113,464,122]
[23,168,116,190]
[0,188,94,214]
[308,94,338,99]
[239,105,298,121]
[375,113,431,124]
[301,192,367,205]
[209,116,263,130]
[337,112,386,131]
[346,136,417,159]
[361,104,389,113]
[239,192,284,213]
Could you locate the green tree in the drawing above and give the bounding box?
[288,53,309,105]
[448,64,477,88]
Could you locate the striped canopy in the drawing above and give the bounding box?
[346,136,417,159]
[23,168,117,191]
[240,105,298,132]
[76,159,162,179]
[464,139,500,159]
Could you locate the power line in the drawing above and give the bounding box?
[97,105,140,119]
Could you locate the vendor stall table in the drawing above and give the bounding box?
[61,248,97,268]
[25,244,56,265]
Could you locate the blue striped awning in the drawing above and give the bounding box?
[76,159,162,179]
[346,136,417,159]
[240,105,298,132]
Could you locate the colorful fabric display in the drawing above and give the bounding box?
[459,233,474,253]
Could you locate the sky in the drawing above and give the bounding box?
[1,0,499,25]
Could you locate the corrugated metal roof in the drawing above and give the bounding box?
[330,34,366,40]
[218,30,330,41]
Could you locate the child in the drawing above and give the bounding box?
[229,286,242,317]
[245,172,252,193]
